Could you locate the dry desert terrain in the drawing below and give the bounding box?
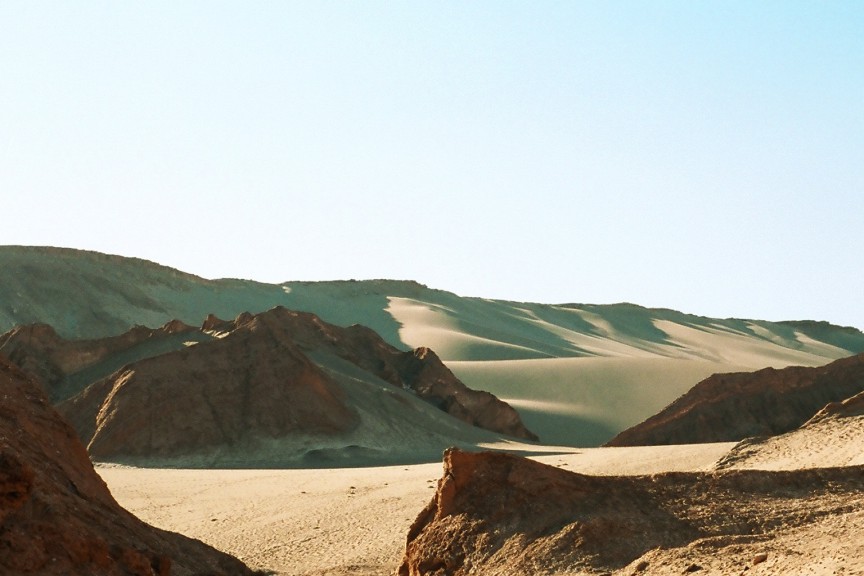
[97,434,864,576]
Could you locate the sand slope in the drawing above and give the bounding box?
[4,245,863,446]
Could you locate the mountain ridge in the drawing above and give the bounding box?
[2,306,537,466]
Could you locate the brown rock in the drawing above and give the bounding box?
[50,307,535,463]
[60,313,359,460]
[0,320,198,401]
[0,356,253,575]
[753,552,768,565]
[607,353,864,446]
[398,448,864,576]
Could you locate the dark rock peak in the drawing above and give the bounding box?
[607,352,864,446]
[160,318,196,334]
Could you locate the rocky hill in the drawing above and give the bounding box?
[0,356,254,575]
[0,319,201,402]
[398,448,864,575]
[4,307,535,466]
[607,352,864,446]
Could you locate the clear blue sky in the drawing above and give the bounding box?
[2,2,862,329]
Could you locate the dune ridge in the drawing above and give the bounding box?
[4,245,863,447]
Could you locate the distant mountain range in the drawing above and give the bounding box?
[3,245,864,446]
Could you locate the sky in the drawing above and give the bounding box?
[2,1,862,329]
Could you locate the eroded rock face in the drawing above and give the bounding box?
[59,312,362,461]
[398,448,864,576]
[0,356,253,576]
[606,353,864,446]
[238,309,537,441]
[48,307,535,462]
[0,320,198,402]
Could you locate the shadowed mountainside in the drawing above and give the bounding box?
[398,448,864,576]
[4,307,536,466]
[0,356,254,575]
[607,352,864,446]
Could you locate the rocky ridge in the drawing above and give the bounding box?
[606,352,864,446]
[7,307,537,465]
[0,319,199,402]
[0,356,254,575]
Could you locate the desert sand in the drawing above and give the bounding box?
[98,442,735,576]
[99,422,864,576]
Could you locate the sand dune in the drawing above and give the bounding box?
[390,297,861,445]
[4,246,864,448]
[716,391,864,471]
[450,357,748,445]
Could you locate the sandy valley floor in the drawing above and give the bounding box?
[98,443,736,576]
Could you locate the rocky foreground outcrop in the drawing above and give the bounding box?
[40,307,534,464]
[398,448,864,575]
[0,356,254,575]
[606,352,864,446]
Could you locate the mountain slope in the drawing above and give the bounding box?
[399,448,864,576]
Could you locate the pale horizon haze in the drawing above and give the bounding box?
[2,2,862,330]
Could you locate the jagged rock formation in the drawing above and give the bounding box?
[398,448,864,576]
[40,307,535,465]
[0,319,198,402]
[0,356,254,575]
[606,352,864,446]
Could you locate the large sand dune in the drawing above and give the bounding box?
[4,246,863,446]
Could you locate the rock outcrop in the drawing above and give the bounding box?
[0,320,198,401]
[398,448,864,576]
[606,352,864,446]
[0,355,254,575]
[44,307,534,464]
